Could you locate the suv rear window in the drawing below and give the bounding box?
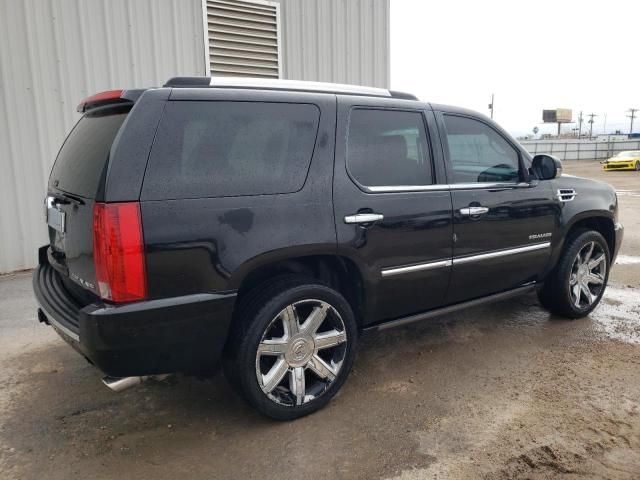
[49,105,130,198]
[141,101,320,200]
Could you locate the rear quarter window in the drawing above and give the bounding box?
[141,101,320,200]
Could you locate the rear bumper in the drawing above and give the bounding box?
[33,258,236,377]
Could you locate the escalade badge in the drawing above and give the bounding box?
[529,233,552,240]
[70,273,95,290]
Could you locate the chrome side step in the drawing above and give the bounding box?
[367,283,537,332]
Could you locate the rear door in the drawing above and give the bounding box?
[333,96,453,324]
[46,104,132,296]
[436,112,557,304]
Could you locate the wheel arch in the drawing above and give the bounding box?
[563,213,615,256]
[231,252,368,327]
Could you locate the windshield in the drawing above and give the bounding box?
[49,105,130,198]
[614,151,640,159]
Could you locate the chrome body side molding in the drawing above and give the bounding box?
[366,283,537,332]
[381,259,452,277]
[452,242,551,265]
[365,182,536,194]
[381,242,551,277]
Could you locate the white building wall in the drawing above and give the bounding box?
[0,0,390,273]
[276,0,390,88]
[0,0,205,273]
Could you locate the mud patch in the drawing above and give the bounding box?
[491,444,585,478]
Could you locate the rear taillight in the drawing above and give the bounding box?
[93,202,147,303]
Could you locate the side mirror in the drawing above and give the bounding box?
[532,154,562,180]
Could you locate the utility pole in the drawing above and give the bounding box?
[577,111,583,138]
[488,94,494,119]
[587,113,597,139]
[628,108,638,135]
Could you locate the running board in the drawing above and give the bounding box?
[366,283,537,332]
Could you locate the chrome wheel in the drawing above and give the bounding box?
[255,299,348,406]
[569,241,607,309]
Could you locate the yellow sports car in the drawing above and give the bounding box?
[602,151,640,171]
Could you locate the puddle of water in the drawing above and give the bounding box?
[615,255,640,265]
[615,191,640,198]
[592,287,640,344]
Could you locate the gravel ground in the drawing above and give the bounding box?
[1,161,639,480]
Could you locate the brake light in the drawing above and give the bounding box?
[77,90,124,113]
[93,202,147,303]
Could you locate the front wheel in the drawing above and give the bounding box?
[635,161,640,171]
[224,276,357,420]
[538,230,610,318]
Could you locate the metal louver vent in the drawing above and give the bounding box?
[557,189,577,202]
[203,0,281,78]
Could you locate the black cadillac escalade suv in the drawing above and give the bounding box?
[34,77,623,420]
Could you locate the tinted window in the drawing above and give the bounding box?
[347,109,432,187]
[443,115,520,183]
[142,101,320,199]
[49,106,129,198]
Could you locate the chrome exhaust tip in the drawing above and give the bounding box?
[102,374,170,392]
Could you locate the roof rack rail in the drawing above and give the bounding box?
[163,76,418,100]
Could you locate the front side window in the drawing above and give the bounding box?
[347,109,432,187]
[142,101,320,199]
[443,115,520,184]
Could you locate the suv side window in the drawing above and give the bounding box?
[442,114,520,184]
[142,101,320,200]
[347,109,432,187]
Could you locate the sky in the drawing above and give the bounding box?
[390,0,640,137]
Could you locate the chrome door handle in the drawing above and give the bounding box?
[344,213,384,224]
[460,206,489,216]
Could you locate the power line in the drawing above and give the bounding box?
[627,108,638,134]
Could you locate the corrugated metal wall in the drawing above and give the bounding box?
[0,0,205,273]
[0,0,390,273]
[277,0,390,88]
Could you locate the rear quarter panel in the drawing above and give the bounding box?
[139,90,337,298]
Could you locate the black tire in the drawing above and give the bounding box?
[538,229,610,318]
[635,161,640,171]
[223,275,357,420]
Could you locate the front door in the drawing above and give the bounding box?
[437,112,557,304]
[333,96,453,324]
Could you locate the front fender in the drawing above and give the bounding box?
[544,174,617,275]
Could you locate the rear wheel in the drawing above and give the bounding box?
[224,276,357,420]
[635,161,640,171]
[538,230,610,318]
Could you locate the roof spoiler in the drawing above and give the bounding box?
[76,89,146,113]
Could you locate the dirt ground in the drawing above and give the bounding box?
[1,161,639,480]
